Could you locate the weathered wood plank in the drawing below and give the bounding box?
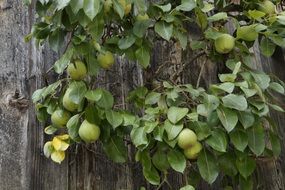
[0,1,284,190]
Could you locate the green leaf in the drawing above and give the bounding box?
[106,110,123,129]
[66,114,80,141]
[118,35,136,49]
[112,0,124,19]
[190,40,206,50]
[269,131,281,157]
[238,111,255,129]
[219,74,237,83]
[248,10,265,19]
[154,3,171,12]
[167,107,189,124]
[207,12,228,22]
[203,94,220,116]
[145,92,161,105]
[269,82,285,94]
[83,0,101,20]
[54,47,74,74]
[247,123,265,156]
[70,0,84,14]
[167,149,186,173]
[68,81,87,104]
[197,150,219,184]
[260,37,276,57]
[152,150,170,172]
[222,94,248,111]
[143,166,160,185]
[134,0,147,12]
[135,45,150,68]
[217,107,238,132]
[206,129,227,152]
[251,72,270,90]
[176,0,196,11]
[270,36,285,48]
[164,120,183,140]
[133,20,152,38]
[180,185,195,190]
[154,21,173,41]
[56,0,71,10]
[103,135,127,163]
[219,153,238,177]
[85,89,102,102]
[96,89,114,109]
[239,176,254,190]
[229,129,248,152]
[131,127,148,147]
[85,105,102,125]
[237,25,258,42]
[211,82,234,93]
[144,121,159,133]
[236,157,256,179]
[195,9,208,30]
[88,14,104,40]
[49,28,64,51]
[192,121,211,140]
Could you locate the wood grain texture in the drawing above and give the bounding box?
[0,1,284,190]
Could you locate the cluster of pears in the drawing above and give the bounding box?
[213,1,276,55]
[177,128,202,160]
[104,0,132,16]
[49,60,105,151]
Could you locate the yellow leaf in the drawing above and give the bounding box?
[52,137,70,151]
[52,137,62,151]
[57,134,69,140]
[51,151,65,164]
[43,141,54,158]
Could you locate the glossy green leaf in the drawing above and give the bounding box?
[260,37,276,57]
[247,123,265,156]
[230,129,248,152]
[167,107,189,124]
[103,135,127,163]
[167,149,186,173]
[222,94,247,111]
[152,150,170,172]
[236,157,256,179]
[206,129,227,152]
[164,120,183,140]
[54,47,74,74]
[83,0,100,20]
[217,107,238,132]
[154,21,173,41]
[176,0,196,11]
[135,46,150,68]
[66,114,80,141]
[197,150,219,184]
[131,127,148,147]
[106,110,123,129]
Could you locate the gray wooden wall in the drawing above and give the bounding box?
[0,1,284,190]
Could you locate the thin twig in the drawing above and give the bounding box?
[196,58,208,88]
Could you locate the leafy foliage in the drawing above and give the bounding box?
[28,0,285,189]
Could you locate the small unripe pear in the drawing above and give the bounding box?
[184,142,202,160]
[177,128,198,149]
[214,34,235,54]
[67,60,87,80]
[79,120,101,143]
[51,109,71,127]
